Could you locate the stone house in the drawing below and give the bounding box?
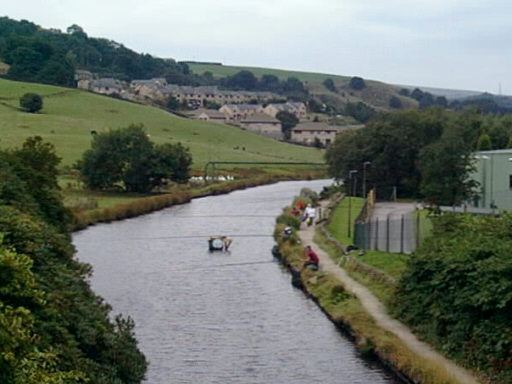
[263,101,307,119]
[163,85,277,108]
[75,70,94,90]
[239,113,282,139]
[219,104,264,120]
[89,78,124,96]
[290,122,340,146]
[190,109,227,122]
[130,78,167,99]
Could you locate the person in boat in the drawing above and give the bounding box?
[303,245,319,269]
[221,236,232,251]
[208,236,225,251]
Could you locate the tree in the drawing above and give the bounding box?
[221,70,258,90]
[344,102,372,123]
[77,124,192,192]
[399,88,410,97]
[325,109,449,198]
[476,132,492,150]
[166,96,180,110]
[410,88,424,101]
[19,93,42,113]
[151,142,192,185]
[418,131,477,206]
[323,78,336,92]
[389,95,402,109]
[276,111,299,140]
[348,76,366,90]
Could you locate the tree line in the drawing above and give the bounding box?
[0,17,310,100]
[0,137,147,383]
[325,108,512,206]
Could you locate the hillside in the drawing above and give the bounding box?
[188,63,418,112]
[0,78,324,169]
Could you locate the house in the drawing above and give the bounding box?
[163,85,278,108]
[190,109,227,122]
[130,78,167,99]
[219,104,263,120]
[468,149,512,211]
[263,101,307,119]
[290,122,340,146]
[239,113,282,139]
[89,78,124,96]
[75,70,94,90]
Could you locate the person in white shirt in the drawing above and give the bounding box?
[304,204,316,226]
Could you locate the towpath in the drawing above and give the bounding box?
[298,200,480,384]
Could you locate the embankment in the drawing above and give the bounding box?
[273,199,482,384]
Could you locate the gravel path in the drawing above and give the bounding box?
[297,201,480,384]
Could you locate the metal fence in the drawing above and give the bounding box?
[354,213,425,254]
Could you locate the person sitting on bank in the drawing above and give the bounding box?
[304,204,316,226]
[304,245,319,269]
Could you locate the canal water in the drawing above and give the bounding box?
[73,180,403,384]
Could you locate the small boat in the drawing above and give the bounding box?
[208,236,228,252]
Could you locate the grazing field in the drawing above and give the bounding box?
[188,63,349,84]
[0,78,324,169]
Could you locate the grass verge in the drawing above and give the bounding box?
[326,196,365,245]
[274,199,475,384]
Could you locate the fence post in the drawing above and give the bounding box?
[374,218,379,251]
[400,214,405,254]
[367,218,371,249]
[416,210,420,249]
[386,214,390,252]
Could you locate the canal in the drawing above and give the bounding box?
[73,180,403,384]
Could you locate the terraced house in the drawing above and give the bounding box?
[263,101,307,119]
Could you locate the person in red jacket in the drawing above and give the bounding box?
[304,245,319,268]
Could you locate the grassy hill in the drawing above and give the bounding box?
[187,62,349,84]
[0,78,324,170]
[188,63,417,112]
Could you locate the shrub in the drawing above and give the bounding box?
[19,93,43,113]
[349,77,366,90]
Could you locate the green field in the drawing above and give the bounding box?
[188,63,349,84]
[327,196,365,245]
[0,78,324,169]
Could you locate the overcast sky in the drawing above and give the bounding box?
[3,0,511,93]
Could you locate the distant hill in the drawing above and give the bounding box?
[188,62,417,112]
[398,85,485,100]
[0,78,323,168]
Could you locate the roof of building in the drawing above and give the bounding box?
[196,109,227,119]
[292,122,339,132]
[92,78,123,89]
[241,113,280,123]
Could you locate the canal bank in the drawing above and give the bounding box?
[71,172,325,231]
[273,197,482,384]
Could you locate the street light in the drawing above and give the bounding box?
[362,161,371,199]
[348,170,358,239]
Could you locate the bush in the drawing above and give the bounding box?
[19,93,43,113]
[349,77,366,90]
[389,95,403,109]
[392,213,512,381]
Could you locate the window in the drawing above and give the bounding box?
[509,175,512,189]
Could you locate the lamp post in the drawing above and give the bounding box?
[348,170,358,239]
[362,161,371,199]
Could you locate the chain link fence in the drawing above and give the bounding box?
[354,212,426,254]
